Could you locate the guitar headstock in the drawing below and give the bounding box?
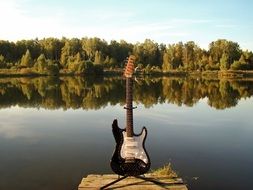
[124,55,136,78]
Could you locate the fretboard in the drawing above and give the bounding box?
[125,77,134,137]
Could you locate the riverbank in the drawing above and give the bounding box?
[92,69,253,79]
[1,68,253,78]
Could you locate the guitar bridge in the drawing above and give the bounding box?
[125,157,135,163]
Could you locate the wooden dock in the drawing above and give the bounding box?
[78,174,188,190]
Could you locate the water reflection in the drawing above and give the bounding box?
[0,76,253,110]
[0,77,253,190]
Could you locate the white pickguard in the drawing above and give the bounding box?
[120,129,148,164]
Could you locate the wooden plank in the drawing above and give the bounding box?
[78,174,188,190]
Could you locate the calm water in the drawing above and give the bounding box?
[0,76,253,190]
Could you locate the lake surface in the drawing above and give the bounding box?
[0,76,253,190]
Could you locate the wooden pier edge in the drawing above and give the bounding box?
[78,173,188,190]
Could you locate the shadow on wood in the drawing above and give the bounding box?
[78,173,188,190]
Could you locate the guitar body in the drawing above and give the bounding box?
[110,119,151,176]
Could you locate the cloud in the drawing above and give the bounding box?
[1,1,251,50]
[0,124,38,139]
[72,19,193,43]
[170,18,213,24]
[215,24,237,28]
[0,0,66,40]
[87,10,136,22]
[0,0,211,43]
[239,42,253,51]
[0,106,36,139]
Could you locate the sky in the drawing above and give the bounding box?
[0,0,253,50]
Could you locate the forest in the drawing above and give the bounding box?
[0,38,253,76]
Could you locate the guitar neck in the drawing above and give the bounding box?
[126,77,134,137]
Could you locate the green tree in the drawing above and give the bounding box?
[108,57,117,67]
[20,49,33,67]
[39,38,63,60]
[77,61,90,74]
[208,55,214,66]
[199,54,208,71]
[133,39,161,67]
[34,54,47,72]
[67,52,83,72]
[103,55,110,66]
[209,39,241,67]
[60,38,82,68]
[169,42,183,69]
[162,52,172,71]
[0,40,17,62]
[47,60,59,75]
[94,50,103,64]
[1,37,253,74]
[34,54,59,74]
[231,54,250,70]
[239,54,246,64]
[0,55,6,68]
[220,53,229,70]
[82,37,108,61]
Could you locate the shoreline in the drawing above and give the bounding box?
[1,69,253,79]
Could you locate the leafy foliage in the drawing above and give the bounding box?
[20,50,33,68]
[0,38,252,75]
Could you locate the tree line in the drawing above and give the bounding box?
[0,37,253,75]
[0,76,252,110]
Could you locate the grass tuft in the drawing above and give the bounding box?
[151,163,178,178]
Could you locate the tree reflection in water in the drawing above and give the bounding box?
[0,76,253,110]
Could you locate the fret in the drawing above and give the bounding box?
[126,77,134,137]
[124,55,136,137]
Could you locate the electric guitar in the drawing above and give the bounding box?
[110,55,151,176]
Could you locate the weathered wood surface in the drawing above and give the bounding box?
[78,174,188,190]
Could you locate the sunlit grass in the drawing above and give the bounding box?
[151,163,178,177]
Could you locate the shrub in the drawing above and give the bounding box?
[230,61,250,70]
